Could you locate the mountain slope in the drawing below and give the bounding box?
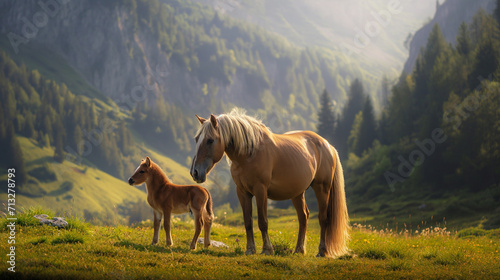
[404,0,495,73]
[0,136,147,219]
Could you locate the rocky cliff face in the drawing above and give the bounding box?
[0,0,306,115]
[1,0,174,105]
[404,0,495,74]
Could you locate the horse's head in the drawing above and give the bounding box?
[191,114,225,183]
[128,156,152,185]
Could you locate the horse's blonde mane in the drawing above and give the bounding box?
[195,108,268,156]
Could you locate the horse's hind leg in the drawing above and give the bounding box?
[292,192,310,254]
[163,210,173,247]
[311,181,330,257]
[190,210,203,250]
[152,210,162,245]
[203,210,212,248]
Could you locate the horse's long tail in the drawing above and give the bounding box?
[325,148,350,258]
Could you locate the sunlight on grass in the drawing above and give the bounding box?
[0,207,498,279]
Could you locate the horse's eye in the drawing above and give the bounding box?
[139,171,145,174]
[207,139,214,145]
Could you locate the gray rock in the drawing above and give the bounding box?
[197,238,229,248]
[33,214,69,228]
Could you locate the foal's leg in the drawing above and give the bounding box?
[163,209,173,246]
[292,192,310,254]
[237,186,256,255]
[312,182,330,257]
[190,208,203,250]
[203,210,212,248]
[254,186,274,255]
[152,210,162,245]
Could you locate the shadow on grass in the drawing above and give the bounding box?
[114,239,244,257]
[192,247,244,257]
[113,240,190,254]
[25,156,56,168]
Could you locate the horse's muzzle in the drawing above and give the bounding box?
[128,178,135,185]
[191,168,206,183]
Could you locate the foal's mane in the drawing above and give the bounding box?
[144,159,171,185]
[195,108,269,156]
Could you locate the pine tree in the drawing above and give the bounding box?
[355,96,377,155]
[73,125,83,155]
[336,78,365,157]
[22,113,36,138]
[118,122,134,156]
[413,24,448,106]
[53,129,65,163]
[469,39,499,90]
[380,75,390,108]
[347,111,363,155]
[385,73,414,142]
[317,89,335,143]
[456,22,471,57]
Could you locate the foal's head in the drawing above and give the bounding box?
[191,114,225,183]
[128,157,152,185]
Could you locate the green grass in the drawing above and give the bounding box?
[0,207,499,279]
[51,232,85,245]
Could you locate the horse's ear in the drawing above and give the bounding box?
[145,156,151,167]
[210,114,218,129]
[196,114,206,124]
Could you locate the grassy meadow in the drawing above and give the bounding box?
[1,207,499,279]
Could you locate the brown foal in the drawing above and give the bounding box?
[128,157,213,250]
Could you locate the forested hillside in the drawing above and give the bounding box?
[0,51,136,186]
[333,7,500,229]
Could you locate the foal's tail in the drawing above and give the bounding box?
[325,148,350,258]
[205,188,214,220]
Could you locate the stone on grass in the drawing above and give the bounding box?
[34,214,69,228]
[197,238,229,248]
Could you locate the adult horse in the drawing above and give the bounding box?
[190,109,349,257]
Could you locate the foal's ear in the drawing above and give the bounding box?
[196,114,206,124]
[145,156,151,167]
[210,114,218,129]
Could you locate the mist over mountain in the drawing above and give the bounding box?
[193,0,436,78]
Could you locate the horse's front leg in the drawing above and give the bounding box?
[237,186,256,255]
[255,186,274,255]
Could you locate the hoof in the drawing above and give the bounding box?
[294,248,305,255]
[316,252,326,258]
[245,249,256,255]
[261,248,274,256]
[151,242,158,246]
